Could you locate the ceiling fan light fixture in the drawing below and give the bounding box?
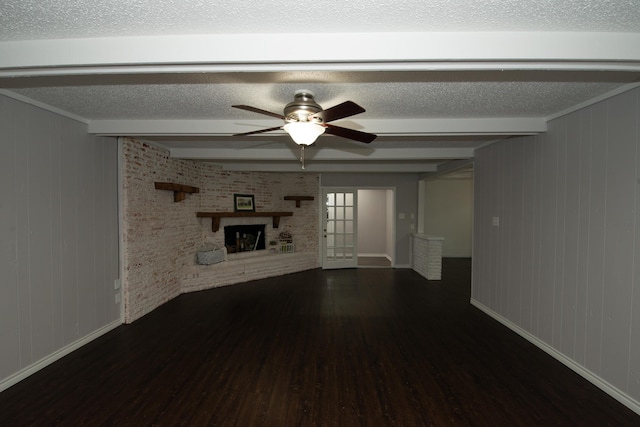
[283,122,325,146]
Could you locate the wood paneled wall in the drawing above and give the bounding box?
[0,94,120,389]
[472,87,640,407]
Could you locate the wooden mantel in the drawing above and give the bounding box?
[197,211,293,232]
[155,182,199,202]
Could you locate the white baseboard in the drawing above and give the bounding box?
[0,320,121,393]
[358,253,391,260]
[395,264,412,269]
[470,299,640,416]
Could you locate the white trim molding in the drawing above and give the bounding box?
[470,299,640,416]
[0,320,121,393]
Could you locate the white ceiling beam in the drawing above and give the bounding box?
[207,162,440,173]
[169,147,474,161]
[2,32,640,76]
[88,118,546,136]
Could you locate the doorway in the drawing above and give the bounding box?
[357,189,394,268]
[321,187,395,269]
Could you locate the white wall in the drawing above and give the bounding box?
[357,189,389,257]
[472,86,640,412]
[0,94,120,391]
[424,177,473,257]
[385,189,394,259]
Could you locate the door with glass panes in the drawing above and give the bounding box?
[322,188,358,269]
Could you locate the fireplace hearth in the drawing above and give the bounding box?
[224,224,266,253]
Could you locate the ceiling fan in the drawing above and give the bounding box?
[232,90,377,146]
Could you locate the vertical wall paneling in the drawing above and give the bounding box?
[520,137,537,333]
[491,144,502,309]
[601,90,636,389]
[585,100,608,375]
[59,119,80,343]
[552,118,567,350]
[14,100,33,369]
[0,97,20,378]
[538,123,558,344]
[574,107,593,367]
[0,93,120,389]
[28,107,55,363]
[508,140,524,324]
[49,115,63,352]
[76,129,96,337]
[497,142,507,313]
[532,134,544,338]
[561,113,580,359]
[472,86,640,408]
[631,88,640,400]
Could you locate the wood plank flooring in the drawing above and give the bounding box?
[1,259,638,426]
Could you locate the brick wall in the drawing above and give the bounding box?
[198,170,320,253]
[122,138,202,322]
[122,138,320,322]
[412,234,443,280]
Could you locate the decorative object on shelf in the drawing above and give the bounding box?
[269,240,278,252]
[196,245,226,265]
[196,211,293,232]
[234,194,255,212]
[154,182,199,202]
[278,231,295,253]
[284,195,315,207]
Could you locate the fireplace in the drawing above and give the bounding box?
[224,224,266,253]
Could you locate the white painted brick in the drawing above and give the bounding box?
[122,137,320,323]
[412,235,443,280]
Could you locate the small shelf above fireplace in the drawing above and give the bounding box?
[284,195,314,207]
[196,211,293,232]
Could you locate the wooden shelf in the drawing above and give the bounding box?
[155,182,199,202]
[196,211,293,232]
[284,195,315,207]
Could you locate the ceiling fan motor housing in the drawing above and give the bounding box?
[284,90,323,123]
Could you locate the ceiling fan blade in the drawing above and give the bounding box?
[312,101,365,123]
[324,124,377,144]
[232,105,285,120]
[233,126,283,137]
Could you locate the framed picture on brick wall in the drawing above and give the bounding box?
[234,194,255,212]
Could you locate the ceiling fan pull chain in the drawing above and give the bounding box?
[300,145,305,170]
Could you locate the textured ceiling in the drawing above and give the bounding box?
[3,0,640,40]
[1,0,640,173]
[5,72,634,120]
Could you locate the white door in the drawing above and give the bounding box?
[322,188,358,269]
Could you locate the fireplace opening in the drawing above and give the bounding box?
[224,224,266,253]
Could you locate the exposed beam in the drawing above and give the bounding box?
[88,118,546,136]
[169,147,475,161]
[2,32,640,76]
[201,161,440,173]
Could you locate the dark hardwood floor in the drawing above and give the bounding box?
[1,259,638,426]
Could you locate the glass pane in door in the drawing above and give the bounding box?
[323,188,357,268]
